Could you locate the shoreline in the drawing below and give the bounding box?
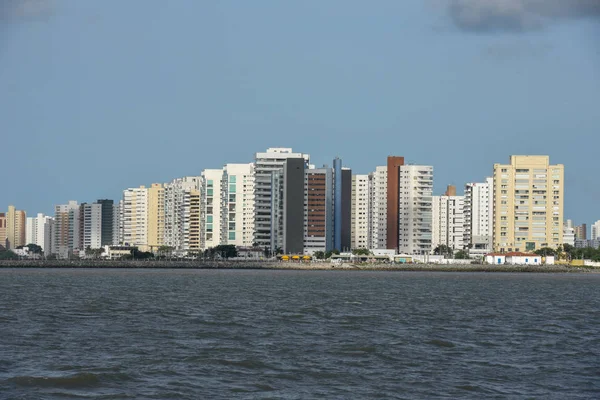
[0,260,597,273]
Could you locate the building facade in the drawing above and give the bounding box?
[351,174,370,250]
[147,184,165,251]
[398,165,433,255]
[304,166,333,255]
[574,224,587,240]
[96,199,114,247]
[369,166,387,249]
[386,156,405,251]
[591,220,600,240]
[492,156,564,252]
[200,169,224,250]
[6,205,26,249]
[25,213,54,254]
[0,213,6,249]
[80,203,102,250]
[53,201,80,258]
[253,148,309,251]
[464,177,494,257]
[122,186,149,249]
[432,195,465,252]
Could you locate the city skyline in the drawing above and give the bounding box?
[1,1,599,222]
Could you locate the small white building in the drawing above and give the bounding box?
[485,252,541,265]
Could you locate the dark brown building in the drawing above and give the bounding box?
[386,156,405,250]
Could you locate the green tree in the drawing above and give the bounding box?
[20,243,43,254]
[433,245,452,256]
[454,250,470,259]
[0,250,18,260]
[352,248,370,256]
[534,247,556,257]
[313,251,325,260]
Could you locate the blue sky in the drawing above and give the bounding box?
[1,0,599,225]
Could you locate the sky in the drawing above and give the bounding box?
[1,0,599,225]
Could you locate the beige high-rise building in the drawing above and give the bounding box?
[147,183,165,251]
[493,156,564,252]
[0,213,7,249]
[122,186,148,250]
[6,205,26,249]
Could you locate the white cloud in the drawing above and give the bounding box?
[448,0,600,32]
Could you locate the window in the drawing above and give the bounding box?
[229,175,236,183]
[207,215,213,223]
[229,232,236,241]
[229,185,236,193]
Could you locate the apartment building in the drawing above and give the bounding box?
[368,166,387,249]
[147,184,165,251]
[432,195,465,252]
[398,165,433,255]
[6,205,26,249]
[253,148,309,250]
[351,174,370,250]
[25,213,54,254]
[53,201,80,258]
[463,177,493,257]
[493,155,564,252]
[200,169,224,250]
[80,203,103,250]
[122,186,149,249]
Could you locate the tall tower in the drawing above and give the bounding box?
[492,155,564,252]
[386,156,405,251]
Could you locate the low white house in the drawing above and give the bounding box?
[485,252,541,265]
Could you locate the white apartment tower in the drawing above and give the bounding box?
[122,186,148,249]
[464,177,494,256]
[222,163,255,247]
[81,203,103,250]
[351,174,370,250]
[200,169,224,250]
[253,148,309,250]
[398,165,433,255]
[432,195,465,252]
[25,213,54,255]
[368,166,387,249]
[591,220,600,240]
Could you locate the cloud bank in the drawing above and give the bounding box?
[448,0,600,32]
[0,0,53,21]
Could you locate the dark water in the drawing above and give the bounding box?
[1,270,599,399]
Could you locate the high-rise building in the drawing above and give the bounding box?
[0,213,7,249]
[273,157,306,254]
[222,163,255,248]
[147,184,165,251]
[200,169,224,250]
[25,213,54,254]
[6,205,26,249]
[122,186,148,249]
[398,165,433,255]
[97,199,114,247]
[253,148,309,251]
[369,166,387,249]
[444,185,457,196]
[351,174,370,250]
[563,221,575,247]
[164,177,200,251]
[591,220,600,240]
[53,201,80,258]
[340,167,352,252]
[80,203,103,250]
[386,156,405,251]
[574,224,587,240]
[304,166,333,254]
[113,201,123,245]
[492,155,564,252]
[186,189,201,253]
[432,195,465,252]
[464,178,494,257]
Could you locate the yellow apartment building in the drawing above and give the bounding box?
[147,183,165,251]
[493,156,564,252]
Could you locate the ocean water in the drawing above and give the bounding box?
[0,269,599,399]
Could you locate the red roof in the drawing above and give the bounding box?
[486,252,538,257]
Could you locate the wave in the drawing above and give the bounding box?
[7,371,134,388]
